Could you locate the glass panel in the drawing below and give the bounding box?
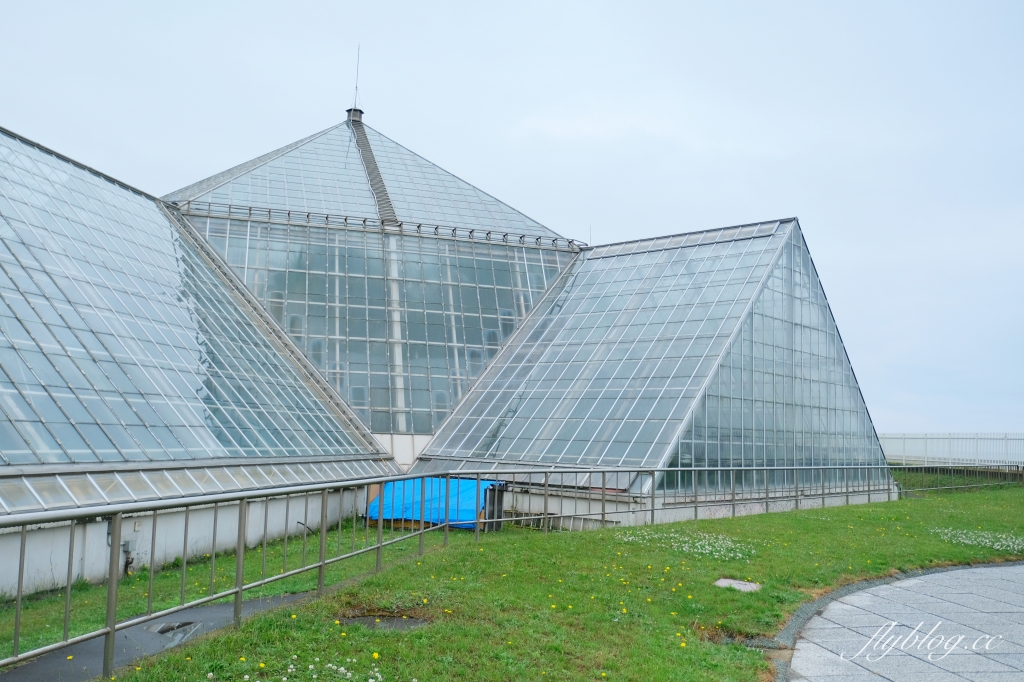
[167,469,203,496]
[423,223,794,468]
[189,469,223,493]
[191,213,577,435]
[89,473,134,502]
[674,223,888,489]
[363,126,560,238]
[171,124,379,218]
[117,471,159,500]
[0,128,390,478]
[207,467,240,491]
[141,470,182,498]
[0,478,40,512]
[26,476,75,509]
[60,475,107,506]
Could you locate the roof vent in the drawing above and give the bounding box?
[347,108,363,123]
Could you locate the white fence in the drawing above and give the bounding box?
[879,433,1024,467]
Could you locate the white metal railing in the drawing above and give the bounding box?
[0,463,1019,678]
[879,433,1024,467]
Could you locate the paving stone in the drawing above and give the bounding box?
[790,565,1024,681]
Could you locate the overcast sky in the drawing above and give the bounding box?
[2,1,1021,433]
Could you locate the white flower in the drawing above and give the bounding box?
[315,658,320,662]
[207,674,214,680]
[310,665,315,670]
[292,655,298,660]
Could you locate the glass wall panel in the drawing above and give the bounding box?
[186,214,575,433]
[422,221,788,468]
[671,224,887,490]
[0,128,389,469]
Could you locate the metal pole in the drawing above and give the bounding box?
[282,495,290,575]
[693,467,699,520]
[352,487,358,553]
[475,473,481,543]
[601,471,606,526]
[147,512,157,615]
[13,526,27,656]
[444,475,451,547]
[419,477,426,555]
[375,486,384,572]
[845,466,850,506]
[650,471,656,525]
[301,494,309,567]
[64,520,76,640]
[180,507,190,605]
[318,490,328,594]
[730,468,735,518]
[821,467,826,507]
[209,503,218,597]
[543,472,550,533]
[261,497,269,581]
[103,513,123,679]
[234,500,247,627]
[764,466,770,514]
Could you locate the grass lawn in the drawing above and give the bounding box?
[31,488,1024,680]
[0,522,449,658]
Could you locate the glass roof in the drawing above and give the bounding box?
[166,124,379,218]
[0,128,392,466]
[186,214,576,434]
[163,118,562,240]
[0,461,387,516]
[673,224,886,470]
[362,125,561,239]
[421,220,792,468]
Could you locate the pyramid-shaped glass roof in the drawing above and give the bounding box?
[165,123,379,217]
[0,127,388,468]
[164,116,561,240]
[419,219,886,473]
[362,126,559,238]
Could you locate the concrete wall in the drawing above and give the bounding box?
[0,488,366,597]
[500,484,898,531]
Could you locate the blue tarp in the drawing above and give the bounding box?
[367,477,500,529]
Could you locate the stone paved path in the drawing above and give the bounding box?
[790,564,1024,681]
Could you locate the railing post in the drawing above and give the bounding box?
[376,484,384,572]
[235,500,248,626]
[65,520,76,641]
[419,476,426,554]
[103,512,123,679]
[180,507,190,605]
[821,467,826,507]
[730,468,736,518]
[13,525,27,657]
[845,466,850,506]
[693,467,699,520]
[444,475,451,547]
[475,473,482,543]
[764,467,770,514]
[209,503,218,597]
[650,471,656,525]
[318,490,328,595]
[543,472,550,533]
[147,512,157,615]
[601,471,606,526]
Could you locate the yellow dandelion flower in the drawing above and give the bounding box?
[372,652,379,660]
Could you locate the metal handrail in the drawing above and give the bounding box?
[0,462,1018,677]
[178,200,584,251]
